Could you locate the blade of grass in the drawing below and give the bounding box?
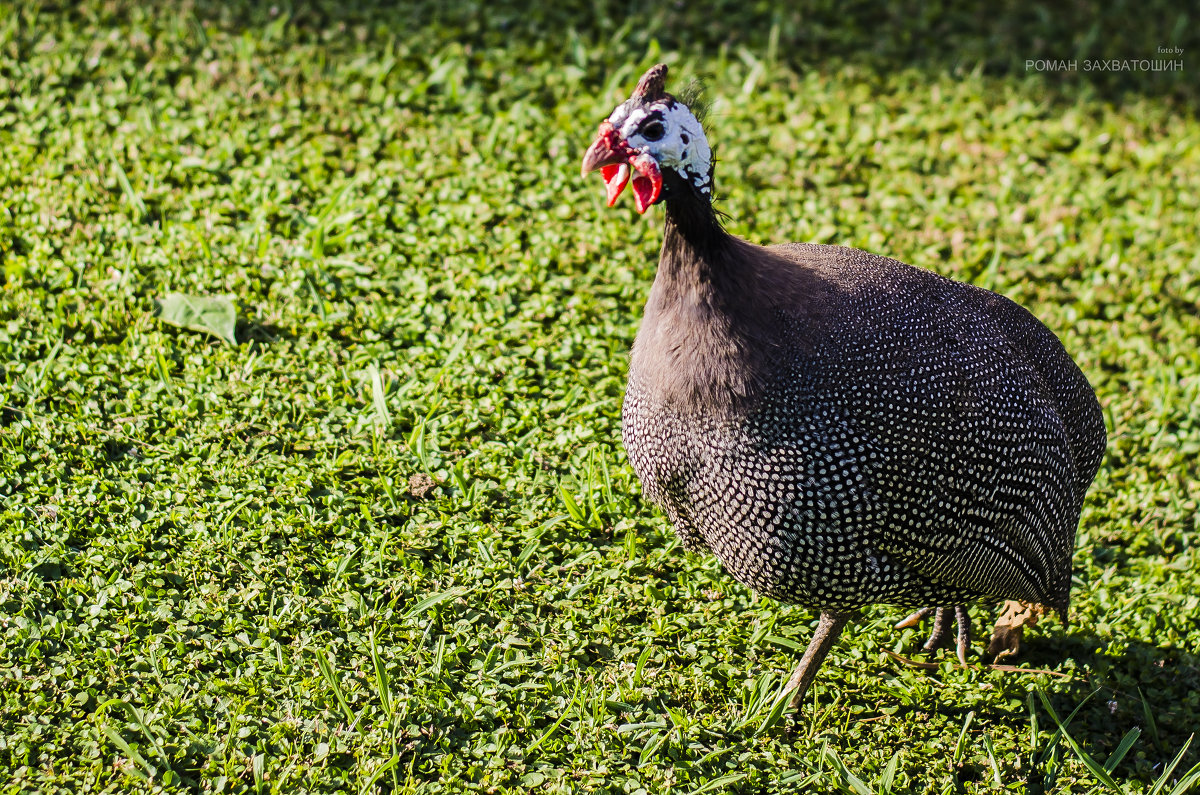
[1139,686,1165,753]
[1028,690,1040,756]
[1035,689,1097,766]
[309,179,357,260]
[633,644,654,687]
[983,733,1003,787]
[367,627,393,719]
[1105,727,1142,774]
[526,681,582,756]
[558,481,587,526]
[110,156,147,221]
[1147,734,1196,795]
[753,677,794,737]
[315,649,357,728]
[367,364,392,431]
[824,742,874,795]
[516,516,567,570]
[101,726,155,781]
[1162,759,1200,795]
[954,710,975,763]
[358,754,399,795]
[1036,690,1121,792]
[684,772,750,795]
[25,334,63,404]
[638,729,666,767]
[403,587,468,621]
[879,751,901,793]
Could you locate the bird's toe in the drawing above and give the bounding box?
[894,606,934,630]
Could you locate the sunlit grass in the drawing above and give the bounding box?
[1,2,1198,792]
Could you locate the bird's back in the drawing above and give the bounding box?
[772,242,1105,504]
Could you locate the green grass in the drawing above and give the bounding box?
[2,1,1199,792]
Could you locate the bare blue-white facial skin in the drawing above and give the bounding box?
[607,98,713,198]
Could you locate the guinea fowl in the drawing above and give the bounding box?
[582,65,1106,709]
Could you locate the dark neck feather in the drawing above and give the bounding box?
[661,169,727,260]
[632,170,768,411]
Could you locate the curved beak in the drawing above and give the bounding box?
[581,121,628,176]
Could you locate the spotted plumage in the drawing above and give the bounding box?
[582,65,1105,709]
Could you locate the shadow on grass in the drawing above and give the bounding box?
[121,0,1200,112]
[676,625,1200,791]
[957,632,1197,792]
[1030,631,1200,740]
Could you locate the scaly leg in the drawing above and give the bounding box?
[785,610,853,709]
[895,606,972,665]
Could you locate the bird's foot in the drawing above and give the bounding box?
[895,606,971,665]
[986,600,1048,662]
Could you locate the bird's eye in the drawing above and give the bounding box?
[640,121,665,141]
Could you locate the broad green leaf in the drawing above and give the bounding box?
[153,293,238,345]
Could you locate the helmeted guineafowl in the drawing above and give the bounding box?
[581,64,1106,709]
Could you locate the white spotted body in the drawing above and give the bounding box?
[622,242,1104,612]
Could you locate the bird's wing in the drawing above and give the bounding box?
[782,269,1075,610]
[833,293,1077,606]
[767,242,1084,606]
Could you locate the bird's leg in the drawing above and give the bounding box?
[894,606,972,665]
[951,606,971,666]
[924,608,954,650]
[895,606,953,651]
[785,610,853,709]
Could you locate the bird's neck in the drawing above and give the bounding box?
[631,178,769,411]
[660,174,728,268]
[658,175,731,288]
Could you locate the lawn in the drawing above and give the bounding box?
[2,1,1199,793]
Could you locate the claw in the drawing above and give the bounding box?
[987,600,1047,662]
[895,607,934,630]
[953,606,971,666]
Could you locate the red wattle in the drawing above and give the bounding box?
[602,163,630,207]
[630,155,662,214]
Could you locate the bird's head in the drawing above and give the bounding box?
[581,64,712,214]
